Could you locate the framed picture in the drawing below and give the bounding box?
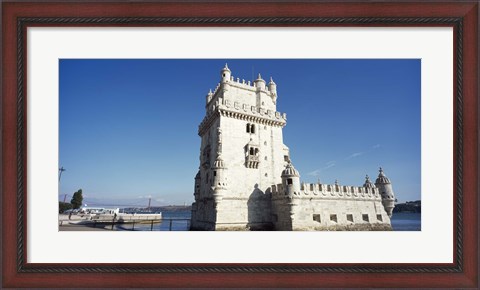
[2,1,478,288]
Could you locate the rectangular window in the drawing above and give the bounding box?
[377,214,383,221]
[213,171,216,177]
[330,214,337,223]
[362,214,369,222]
[287,178,293,185]
[284,155,289,162]
[347,214,353,222]
[313,214,321,223]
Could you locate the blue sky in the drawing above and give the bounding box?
[59,59,420,206]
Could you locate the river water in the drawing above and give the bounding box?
[390,212,421,231]
[114,210,420,231]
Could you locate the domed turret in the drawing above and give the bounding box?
[281,161,300,196]
[374,167,396,217]
[375,167,391,184]
[363,175,375,188]
[268,77,277,103]
[221,63,231,83]
[211,154,227,203]
[206,89,213,104]
[281,161,300,178]
[212,154,225,169]
[254,73,266,90]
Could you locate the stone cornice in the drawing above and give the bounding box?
[198,107,286,136]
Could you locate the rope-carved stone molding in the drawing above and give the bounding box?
[16,16,463,273]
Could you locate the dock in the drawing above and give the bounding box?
[59,213,189,231]
[91,213,162,223]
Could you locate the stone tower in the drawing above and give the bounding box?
[190,64,289,230]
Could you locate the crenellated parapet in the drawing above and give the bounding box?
[270,182,381,201]
[208,74,277,106]
[198,97,287,136]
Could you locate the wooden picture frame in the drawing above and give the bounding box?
[2,1,478,288]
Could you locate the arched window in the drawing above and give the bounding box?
[246,123,250,133]
[251,124,255,134]
[249,147,254,155]
[254,148,259,156]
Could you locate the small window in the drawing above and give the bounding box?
[362,214,369,222]
[347,214,353,222]
[251,124,256,134]
[265,173,268,177]
[246,123,250,133]
[287,178,293,185]
[330,214,337,223]
[284,155,289,162]
[213,171,217,177]
[313,214,321,223]
[264,156,267,161]
[249,148,254,155]
[255,148,259,155]
[377,214,383,221]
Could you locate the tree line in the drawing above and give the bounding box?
[58,189,83,213]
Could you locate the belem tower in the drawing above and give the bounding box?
[190,64,396,231]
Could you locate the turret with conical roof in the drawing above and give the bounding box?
[220,63,231,83]
[374,167,396,217]
[363,175,375,193]
[268,77,278,104]
[211,153,227,204]
[206,89,213,105]
[254,73,266,90]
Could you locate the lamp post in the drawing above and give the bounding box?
[58,166,66,182]
[59,167,66,203]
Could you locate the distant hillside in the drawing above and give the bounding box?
[151,205,192,212]
[393,200,421,213]
[122,205,191,213]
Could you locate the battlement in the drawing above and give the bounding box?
[270,182,381,200]
[198,96,287,136]
[210,74,275,97]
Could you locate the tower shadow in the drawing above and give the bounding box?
[247,184,273,230]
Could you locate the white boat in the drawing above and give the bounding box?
[90,211,162,223]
